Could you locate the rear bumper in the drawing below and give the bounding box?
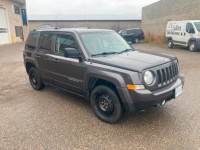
[119,73,185,112]
[140,37,145,40]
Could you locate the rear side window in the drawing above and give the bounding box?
[38,33,53,51]
[25,32,40,50]
[127,30,135,34]
[127,29,143,34]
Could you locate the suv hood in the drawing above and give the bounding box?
[88,50,177,72]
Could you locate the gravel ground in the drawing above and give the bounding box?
[0,42,199,150]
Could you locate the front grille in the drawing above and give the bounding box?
[143,60,179,91]
[157,62,179,87]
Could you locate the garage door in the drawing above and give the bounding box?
[0,7,10,45]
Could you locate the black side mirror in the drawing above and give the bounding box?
[63,48,82,60]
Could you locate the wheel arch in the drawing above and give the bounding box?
[87,77,125,111]
[25,62,36,74]
[168,36,173,41]
[188,38,197,47]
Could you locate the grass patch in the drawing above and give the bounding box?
[142,32,166,45]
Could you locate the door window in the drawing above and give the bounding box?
[55,34,78,54]
[121,30,127,35]
[15,26,24,40]
[127,30,135,34]
[186,23,195,34]
[38,33,53,51]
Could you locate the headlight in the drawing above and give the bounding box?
[144,71,154,85]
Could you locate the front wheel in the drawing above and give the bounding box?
[29,67,45,90]
[189,41,197,52]
[90,85,122,124]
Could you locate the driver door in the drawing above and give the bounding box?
[47,33,85,95]
[183,22,196,45]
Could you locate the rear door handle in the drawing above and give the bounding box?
[53,58,60,62]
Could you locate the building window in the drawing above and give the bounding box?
[12,5,20,15]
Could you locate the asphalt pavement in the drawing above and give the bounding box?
[0,42,199,150]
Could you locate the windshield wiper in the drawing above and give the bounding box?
[118,49,134,54]
[91,52,118,57]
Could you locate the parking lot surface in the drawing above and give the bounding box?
[0,42,200,150]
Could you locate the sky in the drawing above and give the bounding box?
[26,0,159,19]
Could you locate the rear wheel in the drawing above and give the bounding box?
[90,85,122,124]
[135,37,140,43]
[189,41,197,52]
[168,40,174,48]
[29,67,45,90]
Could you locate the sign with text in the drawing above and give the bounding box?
[21,9,27,26]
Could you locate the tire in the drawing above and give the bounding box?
[189,41,197,52]
[28,67,45,90]
[90,85,122,124]
[168,40,174,48]
[134,37,140,44]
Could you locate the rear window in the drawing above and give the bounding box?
[38,33,53,51]
[25,32,40,50]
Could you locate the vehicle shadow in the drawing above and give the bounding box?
[44,85,178,130]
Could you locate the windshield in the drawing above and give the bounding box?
[194,22,200,32]
[79,31,133,56]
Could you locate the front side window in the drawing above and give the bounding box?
[194,22,200,32]
[12,5,20,15]
[186,23,195,33]
[55,34,78,54]
[38,33,53,51]
[121,30,127,35]
[79,31,132,56]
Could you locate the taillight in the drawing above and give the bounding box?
[142,33,145,37]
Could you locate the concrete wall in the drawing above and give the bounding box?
[142,0,200,35]
[28,20,141,32]
[0,0,29,43]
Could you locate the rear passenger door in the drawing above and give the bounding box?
[47,33,84,95]
[34,32,54,84]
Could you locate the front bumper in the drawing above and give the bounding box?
[120,73,185,112]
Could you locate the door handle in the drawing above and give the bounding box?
[53,58,60,62]
[35,54,40,58]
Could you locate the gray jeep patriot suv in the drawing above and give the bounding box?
[23,28,184,123]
